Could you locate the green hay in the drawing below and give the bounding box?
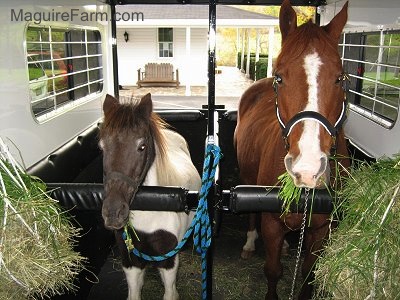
[278,172,303,215]
[0,145,85,299]
[313,155,400,299]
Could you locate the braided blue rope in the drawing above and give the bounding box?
[122,143,222,299]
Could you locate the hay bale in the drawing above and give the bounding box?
[0,139,84,299]
[313,155,400,299]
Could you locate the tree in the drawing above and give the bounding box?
[217,5,316,66]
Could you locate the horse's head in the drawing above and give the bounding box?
[99,93,157,230]
[274,0,348,188]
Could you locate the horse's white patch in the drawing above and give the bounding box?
[291,52,326,186]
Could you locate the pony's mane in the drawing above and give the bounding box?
[100,99,167,157]
[277,20,339,64]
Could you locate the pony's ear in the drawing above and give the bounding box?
[138,93,153,118]
[279,0,297,44]
[103,94,119,116]
[323,1,348,43]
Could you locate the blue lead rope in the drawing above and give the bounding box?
[123,143,222,299]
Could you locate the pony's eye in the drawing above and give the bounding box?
[138,144,146,152]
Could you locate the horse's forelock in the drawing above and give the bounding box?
[100,102,167,158]
[277,21,338,66]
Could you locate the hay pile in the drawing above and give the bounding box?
[313,155,400,299]
[0,139,84,299]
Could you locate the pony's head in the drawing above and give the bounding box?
[99,93,164,230]
[274,0,348,188]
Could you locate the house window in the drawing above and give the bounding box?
[158,28,173,58]
[26,25,103,121]
[339,30,400,128]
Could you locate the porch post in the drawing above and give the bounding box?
[255,29,260,80]
[267,26,275,77]
[236,28,240,68]
[245,28,251,78]
[240,29,245,72]
[255,29,260,62]
[185,26,191,96]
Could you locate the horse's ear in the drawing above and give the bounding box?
[103,94,119,116]
[323,1,348,43]
[280,0,297,44]
[138,93,153,118]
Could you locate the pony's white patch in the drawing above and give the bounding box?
[131,129,200,238]
[291,52,326,184]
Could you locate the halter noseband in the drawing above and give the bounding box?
[103,141,155,204]
[273,72,349,152]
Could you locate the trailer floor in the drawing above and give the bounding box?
[87,213,305,300]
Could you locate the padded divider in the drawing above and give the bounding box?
[27,122,102,183]
[218,110,240,189]
[229,185,334,214]
[157,109,207,175]
[47,184,195,212]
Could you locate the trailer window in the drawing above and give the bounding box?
[26,26,103,121]
[339,30,400,127]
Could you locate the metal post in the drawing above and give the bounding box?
[206,0,217,298]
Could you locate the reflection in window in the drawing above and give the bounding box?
[26,26,103,120]
[158,28,173,58]
[340,30,400,126]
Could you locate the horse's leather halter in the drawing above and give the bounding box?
[103,142,155,205]
[272,72,349,152]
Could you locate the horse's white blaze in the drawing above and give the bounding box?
[290,52,326,187]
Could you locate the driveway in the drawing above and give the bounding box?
[119,66,254,110]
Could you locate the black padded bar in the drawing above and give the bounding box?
[228,185,334,214]
[47,183,194,212]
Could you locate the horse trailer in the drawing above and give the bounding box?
[0,0,399,299]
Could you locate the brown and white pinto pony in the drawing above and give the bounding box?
[100,94,201,300]
[234,0,349,299]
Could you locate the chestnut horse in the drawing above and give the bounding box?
[234,0,349,299]
[100,94,201,300]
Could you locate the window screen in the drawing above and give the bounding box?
[26,26,103,120]
[340,30,400,127]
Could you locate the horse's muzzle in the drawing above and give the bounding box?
[102,198,130,230]
[284,154,329,188]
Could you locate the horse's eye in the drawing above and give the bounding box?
[274,74,283,85]
[138,144,146,152]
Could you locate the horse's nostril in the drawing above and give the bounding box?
[294,173,301,180]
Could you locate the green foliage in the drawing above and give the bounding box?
[237,52,269,80]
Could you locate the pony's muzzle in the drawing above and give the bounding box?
[102,199,130,230]
[284,154,329,188]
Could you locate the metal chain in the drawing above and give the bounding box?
[289,187,310,300]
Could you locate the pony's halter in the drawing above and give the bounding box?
[272,72,349,152]
[105,171,140,189]
[103,145,155,204]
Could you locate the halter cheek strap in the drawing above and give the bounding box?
[273,72,349,152]
[103,141,156,204]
